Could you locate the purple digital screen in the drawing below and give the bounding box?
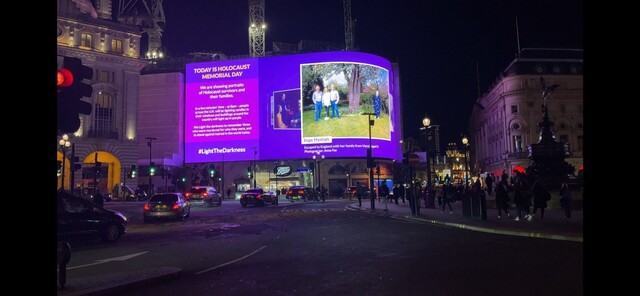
[185,51,401,163]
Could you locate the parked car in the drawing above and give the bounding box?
[143,193,191,222]
[240,188,277,207]
[286,186,319,202]
[57,191,127,243]
[185,186,222,207]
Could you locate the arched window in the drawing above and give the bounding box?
[92,92,114,138]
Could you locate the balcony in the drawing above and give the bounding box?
[88,129,119,140]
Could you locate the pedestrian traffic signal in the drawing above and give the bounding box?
[149,162,156,176]
[57,161,62,177]
[247,166,253,178]
[181,177,186,182]
[308,161,315,173]
[57,56,93,134]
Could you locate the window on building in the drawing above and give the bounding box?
[577,135,583,151]
[97,70,111,82]
[577,123,583,129]
[578,104,583,114]
[559,134,569,143]
[559,122,567,130]
[560,104,566,114]
[111,39,123,53]
[511,105,518,114]
[513,135,523,153]
[527,101,534,108]
[80,33,93,48]
[93,93,113,137]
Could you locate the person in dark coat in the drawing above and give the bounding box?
[559,182,572,219]
[398,183,406,204]
[93,191,105,208]
[380,183,390,203]
[495,180,511,219]
[531,180,550,218]
[513,179,531,221]
[392,184,400,204]
[373,89,382,118]
[485,174,494,196]
[441,184,453,214]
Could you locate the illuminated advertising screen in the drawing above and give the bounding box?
[185,51,401,163]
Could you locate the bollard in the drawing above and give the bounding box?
[57,241,71,290]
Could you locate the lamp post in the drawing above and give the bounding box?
[362,112,376,210]
[313,154,325,198]
[252,147,258,188]
[462,136,470,186]
[58,134,71,191]
[421,116,431,188]
[146,137,157,196]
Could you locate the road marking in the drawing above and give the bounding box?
[66,251,148,270]
[195,245,267,275]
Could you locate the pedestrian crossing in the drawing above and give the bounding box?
[281,208,347,213]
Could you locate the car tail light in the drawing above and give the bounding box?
[143,204,150,211]
[203,192,208,196]
[185,192,191,197]
[256,194,262,199]
[287,190,293,195]
[172,203,180,211]
[298,190,304,194]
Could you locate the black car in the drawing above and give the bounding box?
[57,191,127,243]
[286,186,319,202]
[240,188,277,207]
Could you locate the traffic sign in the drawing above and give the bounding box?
[409,154,420,166]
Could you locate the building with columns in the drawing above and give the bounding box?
[57,0,147,193]
[468,48,583,177]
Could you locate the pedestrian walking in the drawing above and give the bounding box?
[398,183,406,204]
[532,180,551,219]
[495,180,511,219]
[356,182,364,206]
[513,179,531,221]
[392,184,400,205]
[485,173,494,196]
[559,182,572,219]
[442,184,453,214]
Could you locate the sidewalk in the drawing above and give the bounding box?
[346,198,583,242]
[57,267,181,296]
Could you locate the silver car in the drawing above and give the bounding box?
[143,193,191,222]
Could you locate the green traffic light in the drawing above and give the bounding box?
[181,177,186,182]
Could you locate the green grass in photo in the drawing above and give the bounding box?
[301,105,390,139]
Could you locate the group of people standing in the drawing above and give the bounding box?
[492,172,573,221]
[312,84,340,121]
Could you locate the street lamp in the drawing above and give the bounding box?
[362,112,376,210]
[146,137,157,196]
[58,134,71,191]
[462,136,470,186]
[421,116,432,189]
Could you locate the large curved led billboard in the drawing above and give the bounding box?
[185,51,401,163]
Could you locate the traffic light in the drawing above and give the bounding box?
[149,162,156,176]
[247,166,253,178]
[209,165,216,178]
[308,161,315,173]
[131,165,137,178]
[72,157,81,173]
[181,177,186,182]
[57,56,93,134]
[57,161,62,177]
[376,163,380,175]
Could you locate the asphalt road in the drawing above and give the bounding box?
[64,198,582,296]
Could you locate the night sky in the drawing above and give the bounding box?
[154,0,583,147]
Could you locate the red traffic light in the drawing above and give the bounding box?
[57,68,74,89]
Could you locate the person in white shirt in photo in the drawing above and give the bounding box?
[322,88,331,120]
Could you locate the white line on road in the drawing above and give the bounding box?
[195,245,267,275]
[66,251,149,270]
